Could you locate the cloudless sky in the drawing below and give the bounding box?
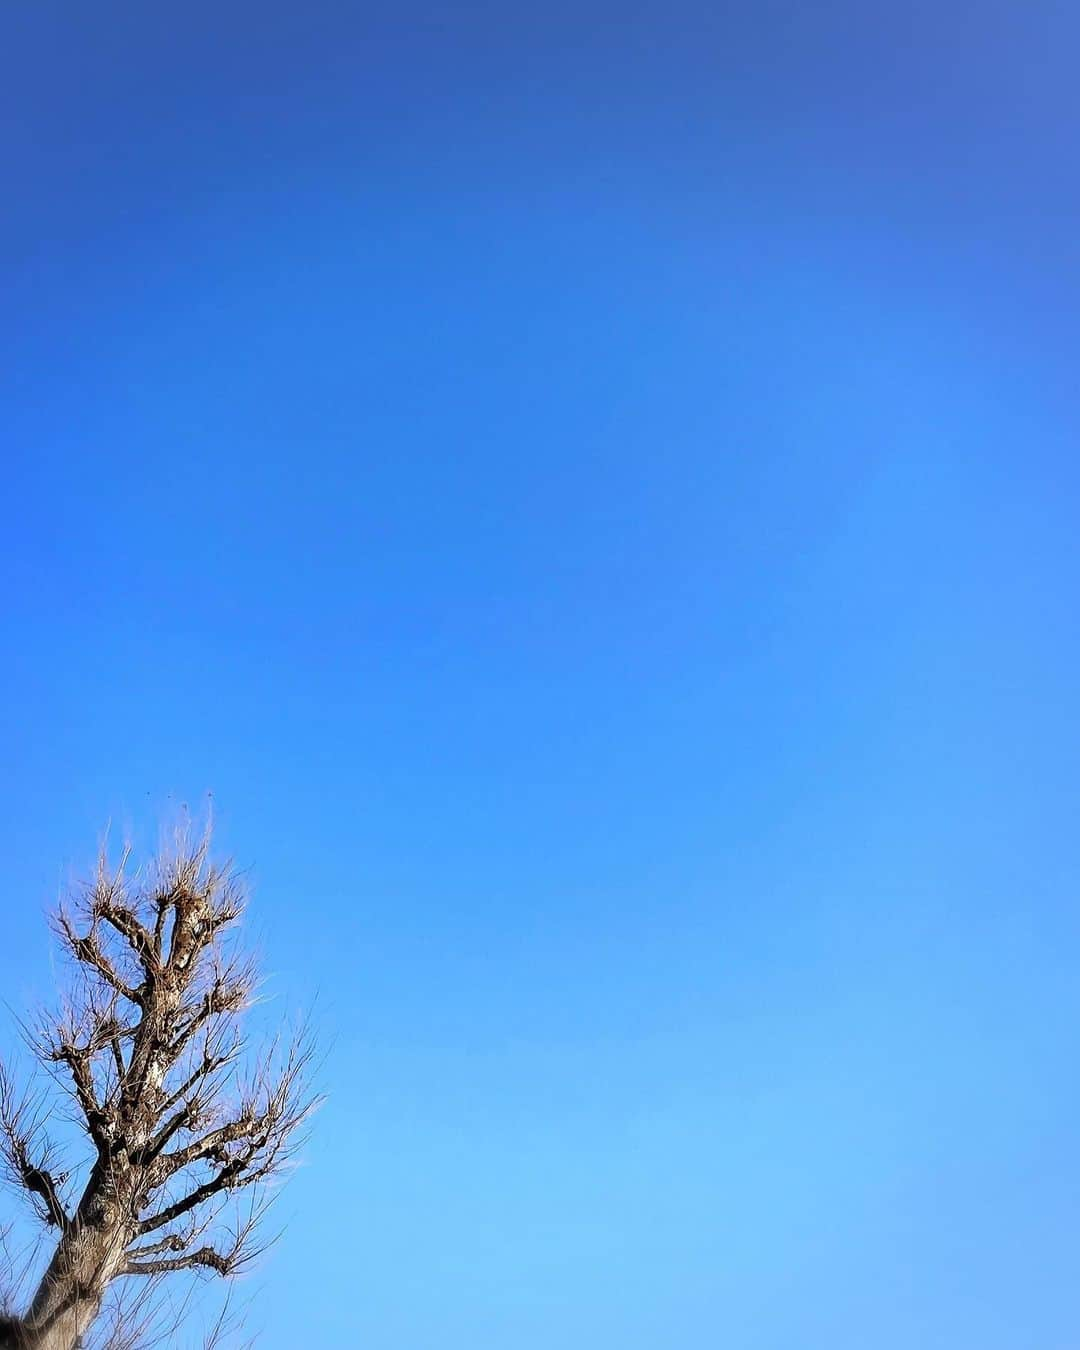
[2,3,1080,1346]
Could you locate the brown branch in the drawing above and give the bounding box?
[166,974,251,1067]
[138,1156,250,1234]
[157,1046,237,1123]
[125,1230,194,1260]
[93,898,158,979]
[19,1163,70,1232]
[57,916,144,1006]
[48,1041,111,1150]
[108,1031,126,1084]
[140,1103,198,1165]
[0,1069,72,1231]
[124,1245,233,1277]
[157,1114,264,1178]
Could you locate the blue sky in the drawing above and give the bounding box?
[2,3,1079,1346]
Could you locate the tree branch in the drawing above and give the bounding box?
[0,1070,72,1232]
[157,1115,263,1179]
[48,1041,111,1150]
[19,1163,70,1232]
[124,1245,233,1277]
[57,914,144,1006]
[138,1157,250,1234]
[157,1047,236,1124]
[93,898,158,977]
[167,976,250,1062]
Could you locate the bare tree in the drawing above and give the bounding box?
[0,829,317,1350]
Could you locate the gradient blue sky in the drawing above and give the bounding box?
[2,3,1080,1346]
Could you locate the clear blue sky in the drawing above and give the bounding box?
[2,3,1079,1346]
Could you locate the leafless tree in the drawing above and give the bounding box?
[0,829,318,1350]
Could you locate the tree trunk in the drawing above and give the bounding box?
[10,1221,130,1350]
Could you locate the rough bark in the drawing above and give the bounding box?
[18,1222,128,1350]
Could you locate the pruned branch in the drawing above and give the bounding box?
[20,1165,68,1233]
[123,1233,188,1261]
[0,1068,72,1232]
[44,1037,112,1152]
[138,1154,251,1235]
[56,916,144,1007]
[87,850,159,980]
[124,1245,233,1277]
[156,1043,239,1125]
[166,970,252,1063]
